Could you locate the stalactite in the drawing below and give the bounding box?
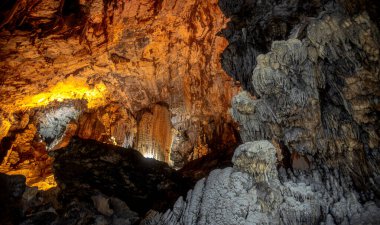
[136,104,173,164]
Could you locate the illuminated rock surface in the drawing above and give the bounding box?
[0,0,239,188]
[0,0,379,224]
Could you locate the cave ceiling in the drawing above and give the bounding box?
[0,0,240,189]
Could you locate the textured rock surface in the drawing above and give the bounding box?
[12,137,196,225]
[0,0,240,187]
[142,141,380,225]
[230,11,380,195]
[0,0,379,224]
[219,0,380,93]
[141,1,380,224]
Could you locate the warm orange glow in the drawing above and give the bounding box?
[29,175,57,191]
[1,77,107,191]
[5,169,57,191]
[0,119,11,141]
[136,105,173,164]
[15,76,107,110]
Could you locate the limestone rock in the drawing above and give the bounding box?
[142,141,380,225]
[141,1,380,224]
[92,194,114,216]
[232,141,278,183]
[230,12,380,196]
[0,0,239,170]
[38,106,80,149]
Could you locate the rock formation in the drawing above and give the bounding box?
[51,137,191,215]
[229,4,380,200]
[141,0,380,224]
[143,141,380,225]
[0,0,379,224]
[0,0,240,188]
[6,137,193,225]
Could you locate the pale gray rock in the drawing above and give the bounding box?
[141,140,380,225]
[141,11,380,224]
[231,12,380,186]
[232,141,277,183]
[38,106,80,149]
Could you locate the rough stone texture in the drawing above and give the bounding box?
[142,141,380,225]
[219,0,380,93]
[0,0,379,224]
[232,141,277,183]
[136,104,173,163]
[141,1,380,224]
[231,11,380,195]
[76,103,137,148]
[11,137,197,225]
[38,106,80,149]
[0,0,240,185]
[19,185,139,225]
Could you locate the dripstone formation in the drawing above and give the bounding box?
[142,0,380,224]
[142,142,379,224]
[0,0,240,188]
[0,0,379,225]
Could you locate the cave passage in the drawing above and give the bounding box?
[0,0,380,224]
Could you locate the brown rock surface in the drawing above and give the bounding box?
[0,0,239,187]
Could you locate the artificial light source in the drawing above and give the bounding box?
[144,152,155,158]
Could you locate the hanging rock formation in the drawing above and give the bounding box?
[136,104,173,163]
[0,0,379,224]
[230,9,380,197]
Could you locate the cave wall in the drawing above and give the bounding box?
[0,0,378,224]
[0,0,241,187]
[136,104,173,163]
[221,0,380,196]
[142,0,380,224]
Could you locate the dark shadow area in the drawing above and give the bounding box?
[51,137,192,215]
[0,137,196,224]
[218,0,323,93]
[0,173,25,225]
[217,0,380,94]
[62,0,82,17]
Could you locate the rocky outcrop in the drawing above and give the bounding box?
[0,0,379,224]
[230,10,380,197]
[12,137,196,225]
[51,137,191,215]
[142,141,380,225]
[219,0,379,93]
